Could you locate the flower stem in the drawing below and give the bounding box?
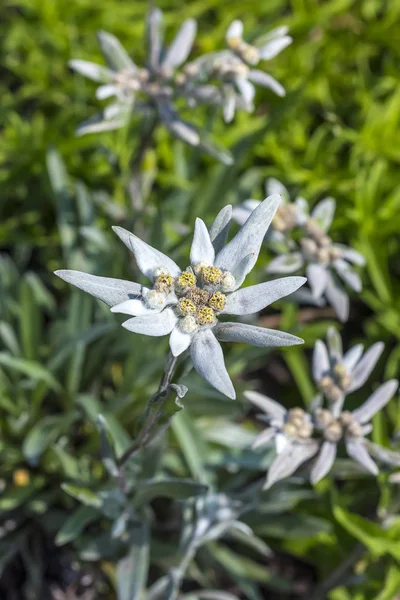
[117,351,178,471]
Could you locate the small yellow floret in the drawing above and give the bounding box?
[176,272,196,290]
[13,469,30,487]
[178,298,196,315]
[202,266,222,285]
[197,306,216,325]
[208,292,226,311]
[154,274,174,291]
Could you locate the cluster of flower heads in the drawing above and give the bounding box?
[56,195,306,400]
[232,179,366,321]
[69,8,291,162]
[247,327,400,488]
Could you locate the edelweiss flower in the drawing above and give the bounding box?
[232,178,366,321]
[55,196,306,399]
[247,379,400,488]
[313,326,384,414]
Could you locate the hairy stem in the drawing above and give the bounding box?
[117,352,178,471]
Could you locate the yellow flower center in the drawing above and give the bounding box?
[176,271,196,291]
[178,298,197,315]
[197,306,217,325]
[208,292,226,311]
[154,274,174,291]
[202,266,223,285]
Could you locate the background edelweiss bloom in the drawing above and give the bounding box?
[232,178,366,322]
[311,379,400,484]
[312,326,384,414]
[245,391,319,489]
[55,196,306,400]
[246,379,400,488]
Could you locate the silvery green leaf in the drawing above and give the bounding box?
[334,259,362,292]
[159,103,201,146]
[265,178,289,202]
[231,200,260,226]
[291,287,327,307]
[266,253,304,274]
[116,521,149,600]
[348,342,384,393]
[326,326,343,362]
[235,76,255,105]
[190,329,235,399]
[69,59,113,82]
[226,20,243,41]
[112,226,181,279]
[198,134,234,166]
[352,379,398,424]
[122,308,178,336]
[216,195,280,276]
[310,393,323,411]
[54,270,140,307]
[209,205,232,254]
[252,427,276,449]
[363,440,400,467]
[215,322,303,347]
[169,383,188,399]
[310,441,337,484]
[265,440,319,488]
[312,340,330,381]
[248,70,285,96]
[345,438,378,475]
[244,390,286,420]
[295,196,309,225]
[324,274,349,322]
[306,263,329,299]
[162,19,197,70]
[147,7,163,70]
[311,197,336,232]
[334,244,366,266]
[190,218,215,266]
[97,30,136,71]
[169,326,192,357]
[223,276,306,315]
[182,591,241,600]
[343,343,364,371]
[258,35,292,60]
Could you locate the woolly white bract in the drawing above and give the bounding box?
[56,195,306,399]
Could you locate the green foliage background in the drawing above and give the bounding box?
[1,0,400,598]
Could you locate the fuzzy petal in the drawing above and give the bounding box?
[258,36,292,60]
[97,30,136,71]
[310,441,337,484]
[122,308,178,337]
[324,274,349,322]
[343,344,364,371]
[190,329,235,399]
[345,438,378,475]
[215,195,280,276]
[111,297,158,316]
[363,440,400,467]
[69,59,113,83]
[327,326,343,362]
[112,226,181,280]
[334,259,362,292]
[348,342,385,393]
[244,391,286,420]
[169,326,193,357]
[312,340,330,381]
[311,197,336,232]
[334,245,366,266]
[54,270,140,307]
[162,19,197,70]
[266,253,304,274]
[209,205,232,254]
[264,441,319,489]
[252,427,276,449]
[96,84,119,100]
[147,7,163,70]
[223,277,306,316]
[265,178,289,201]
[235,77,255,106]
[231,200,261,226]
[226,20,243,41]
[190,218,215,266]
[230,254,257,290]
[306,264,329,299]
[352,379,398,424]
[215,322,303,348]
[247,70,285,96]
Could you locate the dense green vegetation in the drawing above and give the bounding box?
[1,0,400,598]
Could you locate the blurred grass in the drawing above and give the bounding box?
[1,0,400,598]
